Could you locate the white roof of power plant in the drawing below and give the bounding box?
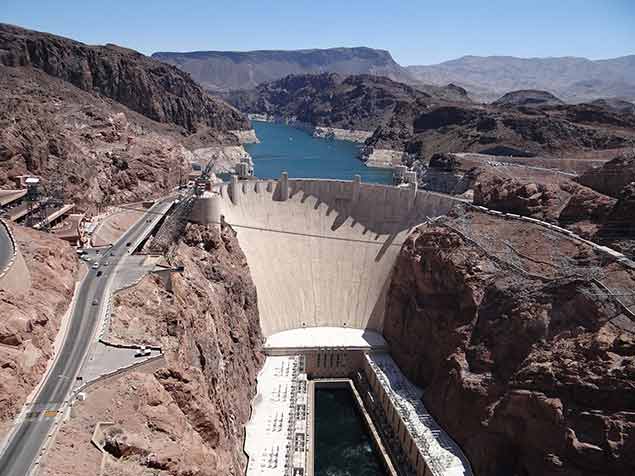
[366,353,473,476]
[265,327,387,351]
[245,355,308,476]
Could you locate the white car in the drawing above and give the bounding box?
[92,262,99,269]
[135,345,152,357]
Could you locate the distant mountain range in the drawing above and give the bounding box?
[152,47,635,103]
[152,47,412,92]
[407,55,635,102]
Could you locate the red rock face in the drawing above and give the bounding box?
[0,66,235,208]
[107,223,264,474]
[383,219,635,476]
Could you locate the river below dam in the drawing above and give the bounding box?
[315,388,387,476]
[245,121,393,184]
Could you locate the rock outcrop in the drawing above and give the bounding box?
[0,23,248,133]
[100,223,264,474]
[492,89,566,108]
[383,212,635,476]
[577,153,635,198]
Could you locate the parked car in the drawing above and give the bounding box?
[135,345,152,357]
[96,270,103,277]
[92,262,99,269]
[92,299,98,306]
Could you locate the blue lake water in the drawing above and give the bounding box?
[245,121,393,184]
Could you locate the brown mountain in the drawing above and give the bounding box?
[229,73,635,160]
[0,23,248,132]
[0,24,250,209]
[152,47,414,92]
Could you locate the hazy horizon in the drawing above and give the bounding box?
[1,0,633,65]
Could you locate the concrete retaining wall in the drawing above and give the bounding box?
[217,178,461,337]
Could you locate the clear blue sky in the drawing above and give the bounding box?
[1,0,633,65]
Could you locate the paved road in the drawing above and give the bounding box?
[0,198,174,476]
[0,220,13,274]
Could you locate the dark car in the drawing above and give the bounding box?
[96,270,103,277]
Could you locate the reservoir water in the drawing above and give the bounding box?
[245,121,393,184]
[315,388,387,476]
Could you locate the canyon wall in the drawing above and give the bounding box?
[94,223,264,474]
[383,211,635,476]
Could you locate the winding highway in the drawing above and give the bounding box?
[0,198,174,476]
[0,220,13,274]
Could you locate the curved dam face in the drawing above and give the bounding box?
[216,177,461,338]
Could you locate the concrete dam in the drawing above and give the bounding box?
[209,175,461,339]
[202,175,473,476]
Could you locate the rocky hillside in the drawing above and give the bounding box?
[417,151,635,258]
[152,47,413,92]
[407,54,635,103]
[232,73,635,161]
[0,24,255,209]
[384,210,635,476]
[0,225,80,435]
[228,73,439,131]
[0,23,248,132]
[368,89,635,159]
[0,66,201,208]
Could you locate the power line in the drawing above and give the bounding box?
[108,203,634,263]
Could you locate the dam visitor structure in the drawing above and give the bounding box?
[195,173,472,476]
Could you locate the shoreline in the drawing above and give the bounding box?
[248,114,406,171]
[248,114,373,144]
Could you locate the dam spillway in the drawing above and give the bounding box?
[213,175,473,476]
[214,175,461,339]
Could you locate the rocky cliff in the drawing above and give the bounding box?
[91,223,264,474]
[383,211,635,476]
[0,23,248,133]
[0,225,80,436]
